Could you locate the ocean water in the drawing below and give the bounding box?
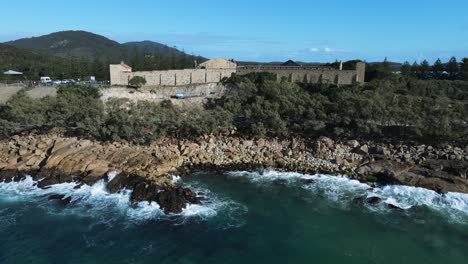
[0,170,467,264]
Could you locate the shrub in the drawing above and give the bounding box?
[366,175,379,182]
[128,76,147,88]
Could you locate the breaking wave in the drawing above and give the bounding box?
[2,170,467,226]
[227,170,468,224]
[0,173,246,227]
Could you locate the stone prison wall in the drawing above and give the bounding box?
[110,60,365,87]
[112,68,236,87]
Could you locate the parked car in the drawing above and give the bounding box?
[40,76,52,84]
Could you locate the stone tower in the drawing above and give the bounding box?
[356,62,366,84]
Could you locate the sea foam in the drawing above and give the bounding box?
[227,170,468,223]
[0,173,237,226]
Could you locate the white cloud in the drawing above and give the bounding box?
[307,47,349,53]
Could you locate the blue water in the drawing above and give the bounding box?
[1,171,468,264]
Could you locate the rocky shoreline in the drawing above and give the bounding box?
[0,130,467,213]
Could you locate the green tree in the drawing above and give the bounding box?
[420,60,431,75]
[382,57,390,72]
[432,59,445,77]
[401,61,411,75]
[461,58,468,81]
[92,56,105,80]
[410,61,420,75]
[128,76,147,88]
[446,57,459,78]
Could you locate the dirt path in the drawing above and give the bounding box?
[26,86,57,99]
[0,86,23,104]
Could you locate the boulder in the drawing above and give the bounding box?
[48,194,72,206]
[318,136,334,148]
[356,160,407,185]
[365,196,382,205]
[353,145,369,155]
[345,140,360,148]
[18,147,29,156]
[155,187,199,214]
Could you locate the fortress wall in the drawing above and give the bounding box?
[111,62,364,87]
[116,69,236,87]
[307,72,322,83]
[236,68,359,85]
[175,70,191,86]
[160,72,176,86]
[320,71,337,84]
[336,71,356,85]
[206,71,222,83]
[192,70,206,84]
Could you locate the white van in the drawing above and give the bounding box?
[40,76,52,83]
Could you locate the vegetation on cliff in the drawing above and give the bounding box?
[0,74,467,144]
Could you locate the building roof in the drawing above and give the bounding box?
[121,63,132,70]
[198,58,237,69]
[3,70,23,75]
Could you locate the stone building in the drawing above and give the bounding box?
[109,63,132,86]
[197,58,237,69]
[109,58,365,87]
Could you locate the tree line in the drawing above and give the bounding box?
[0,45,204,82]
[366,57,468,82]
[1,73,466,144]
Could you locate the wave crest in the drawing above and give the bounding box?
[227,170,468,223]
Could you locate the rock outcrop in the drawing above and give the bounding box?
[1,131,467,213]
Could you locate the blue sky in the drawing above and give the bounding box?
[1,0,467,63]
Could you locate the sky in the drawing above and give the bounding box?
[1,0,467,63]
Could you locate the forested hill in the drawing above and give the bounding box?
[5,31,122,60]
[1,30,206,80]
[0,43,81,80]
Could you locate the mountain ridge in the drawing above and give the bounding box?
[4,30,204,63]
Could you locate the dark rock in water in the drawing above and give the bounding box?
[73,184,83,190]
[37,176,60,189]
[48,194,72,206]
[181,187,200,204]
[153,186,201,214]
[107,173,200,214]
[0,169,22,183]
[62,196,72,205]
[155,188,187,214]
[387,203,404,210]
[13,175,26,182]
[48,194,66,200]
[107,173,143,194]
[365,196,383,205]
[131,182,159,202]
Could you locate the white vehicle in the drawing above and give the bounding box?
[40,76,52,83]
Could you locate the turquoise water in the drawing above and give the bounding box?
[1,171,467,264]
